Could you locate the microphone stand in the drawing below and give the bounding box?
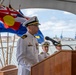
[45,36,74,50]
[61,45,74,50]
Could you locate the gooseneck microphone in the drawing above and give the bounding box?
[45,36,60,46]
[45,36,74,50]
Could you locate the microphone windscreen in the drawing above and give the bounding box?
[45,36,50,40]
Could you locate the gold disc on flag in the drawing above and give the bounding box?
[3,15,15,26]
[35,36,40,39]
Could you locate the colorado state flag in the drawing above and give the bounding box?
[0,5,28,36]
[0,5,44,43]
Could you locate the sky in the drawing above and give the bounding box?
[21,8,76,39]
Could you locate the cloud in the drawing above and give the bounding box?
[63,11,73,15]
[22,9,44,16]
[40,18,76,33]
[21,9,76,37]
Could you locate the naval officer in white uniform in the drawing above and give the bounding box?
[39,41,50,62]
[16,16,40,75]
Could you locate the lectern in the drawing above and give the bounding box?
[31,50,76,75]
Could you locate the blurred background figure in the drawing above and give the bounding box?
[38,41,50,62]
[54,41,62,53]
[55,44,62,51]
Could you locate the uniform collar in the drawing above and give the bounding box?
[42,51,49,54]
[26,32,35,38]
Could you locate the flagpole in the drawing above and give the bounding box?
[9,4,24,17]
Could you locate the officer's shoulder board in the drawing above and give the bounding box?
[47,53,50,55]
[40,52,44,54]
[21,35,27,39]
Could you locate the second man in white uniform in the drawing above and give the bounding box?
[39,41,50,62]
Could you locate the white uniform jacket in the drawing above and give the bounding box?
[16,32,39,75]
[38,52,50,62]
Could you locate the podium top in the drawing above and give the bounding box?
[32,50,76,67]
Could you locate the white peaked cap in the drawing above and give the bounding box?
[23,16,40,27]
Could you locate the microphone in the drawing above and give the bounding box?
[45,36,61,46]
[45,36,74,50]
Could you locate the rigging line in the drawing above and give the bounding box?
[10,34,15,64]
[5,33,9,65]
[9,0,11,3]
[18,0,26,18]
[9,45,12,64]
[0,33,5,66]
[19,4,21,9]
[9,0,11,6]
[0,0,4,5]
[0,58,3,67]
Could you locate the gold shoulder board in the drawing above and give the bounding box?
[21,35,27,39]
[40,52,44,54]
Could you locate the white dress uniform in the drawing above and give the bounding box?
[16,32,39,75]
[38,52,50,62]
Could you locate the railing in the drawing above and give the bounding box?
[0,65,18,75]
[0,32,76,68]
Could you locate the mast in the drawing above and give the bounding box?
[60,31,63,39]
[75,32,76,40]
